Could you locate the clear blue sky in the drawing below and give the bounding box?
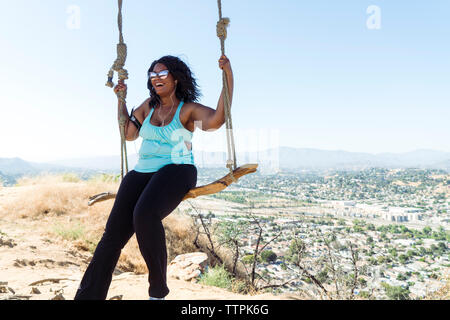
[1,0,449,162]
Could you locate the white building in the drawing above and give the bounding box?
[382,207,424,222]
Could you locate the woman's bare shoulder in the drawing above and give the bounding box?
[134,98,151,120]
[183,101,209,114]
[185,101,206,108]
[138,97,151,109]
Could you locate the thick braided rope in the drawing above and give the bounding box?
[217,0,237,181]
[106,0,129,179]
[106,0,128,88]
[117,0,124,44]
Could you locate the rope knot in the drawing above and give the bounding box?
[106,44,128,88]
[216,17,230,40]
[112,43,127,71]
[106,69,115,88]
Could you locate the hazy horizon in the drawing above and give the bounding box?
[3,145,449,165]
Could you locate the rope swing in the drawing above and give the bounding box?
[216,0,237,177]
[88,0,257,206]
[182,0,258,200]
[105,0,128,180]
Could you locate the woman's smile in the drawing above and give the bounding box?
[154,81,168,94]
[154,82,165,90]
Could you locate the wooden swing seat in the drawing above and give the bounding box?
[88,163,258,206]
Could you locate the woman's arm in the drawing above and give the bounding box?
[114,81,148,141]
[190,55,234,131]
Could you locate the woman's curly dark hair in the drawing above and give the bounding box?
[147,55,201,109]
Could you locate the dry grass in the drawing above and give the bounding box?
[423,273,450,300]
[427,280,450,300]
[164,213,198,260]
[116,235,148,274]
[15,173,81,186]
[1,174,117,219]
[0,174,201,276]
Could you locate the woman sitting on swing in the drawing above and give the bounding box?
[74,54,233,300]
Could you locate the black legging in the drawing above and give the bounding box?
[74,163,197,300]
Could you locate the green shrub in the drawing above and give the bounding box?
[261,250,277,263]
[242,254,260,265]
[53,221,85,241]
[381,282,410,300]
[88,173,120,183]
[199,265,232,290]
[62,173,80,183]
[358,290,371,299]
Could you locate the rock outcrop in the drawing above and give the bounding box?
[167,252,209,282]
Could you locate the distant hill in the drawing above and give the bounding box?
[0,157,105,186]
[1,147,449,185]
[41,148,450,172]
[277,147,450,172]
[0,157,41,176]
[46,155,138,171]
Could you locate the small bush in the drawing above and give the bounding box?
[199,264,232,290]
[231,279,253,294]
[381,282,410,300]
[242,254,261,265]
[74,238,98,254]
[88,173,121,184]
[261,250,277,263]
[62,173,80,183]
[53,221,85,241]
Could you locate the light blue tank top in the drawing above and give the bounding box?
[134,100,195,173]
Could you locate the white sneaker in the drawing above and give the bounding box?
[149,297,165,300]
